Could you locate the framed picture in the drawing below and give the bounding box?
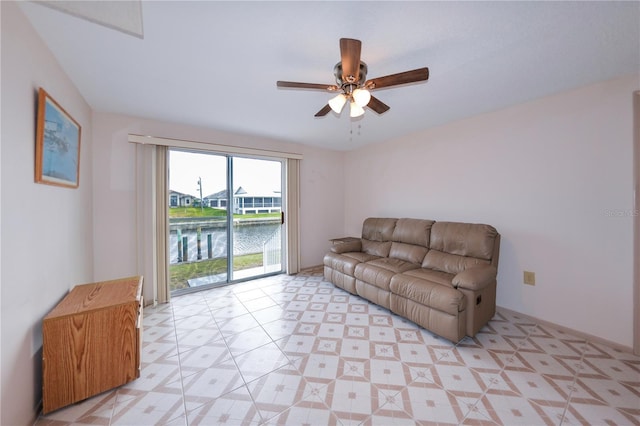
[35,88,81,188]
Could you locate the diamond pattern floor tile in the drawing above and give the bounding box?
[35,267,640,425]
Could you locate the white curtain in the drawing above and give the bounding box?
[285,158,300,274]
[155,146,170,303]
[135,144,170,305]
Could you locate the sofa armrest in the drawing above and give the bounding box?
[452,266,497,291]
[330,240,362,254]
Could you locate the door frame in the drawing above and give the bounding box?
[168,149,286,296]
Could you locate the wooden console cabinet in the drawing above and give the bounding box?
[42,276,143,414]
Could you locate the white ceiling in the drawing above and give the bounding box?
[19,1,640,151]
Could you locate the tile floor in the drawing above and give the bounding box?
[36,268,640,425]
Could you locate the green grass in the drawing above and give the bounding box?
[169,207,280,220]
[168,208,280,291]
[169,207,226,218]
[169,253,264,291]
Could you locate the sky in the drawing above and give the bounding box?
[169,150,282,198]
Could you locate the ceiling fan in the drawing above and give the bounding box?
[277,38,429,118]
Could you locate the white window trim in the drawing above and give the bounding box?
[129,134,303,160]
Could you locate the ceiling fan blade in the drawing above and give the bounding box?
[365,67,429,90]
[340,38,362,84]
[277,81,339,91]
[367,96,390,114]
[314,104,332,117]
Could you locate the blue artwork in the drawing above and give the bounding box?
[38,91,80,187]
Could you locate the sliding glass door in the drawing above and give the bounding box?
[168,149,284,295]
[231,157,283,280]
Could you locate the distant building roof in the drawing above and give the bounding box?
[169,189,195,197]
[206,186,281,199]
[205,189,228,199]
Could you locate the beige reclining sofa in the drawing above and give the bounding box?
[323,218,500,342]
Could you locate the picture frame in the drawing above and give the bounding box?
[35,88,81,188]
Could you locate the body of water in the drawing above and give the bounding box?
[169,222,281,264]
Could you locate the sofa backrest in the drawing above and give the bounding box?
[422,222,499,274]
[361,218,397,257]
[389,218,434,264]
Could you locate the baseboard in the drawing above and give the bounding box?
[300,264,323,272]
[496,306,634,354]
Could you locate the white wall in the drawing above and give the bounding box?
[0,3,94,424]
[91,112,345,291]
[344,74,638,348]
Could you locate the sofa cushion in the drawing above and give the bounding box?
[391,218,434,246]
[423,222,497,274]
[362,240,392,257]
[343,252,381,263]
[354,258,419,291]
[323,252,379,276]
[389,242,428,264]
[362,217,397,241]
[402,268,455,288]
[429,222,497,260]
[422,250,491,275]
[390,274,467,315]
[364,258,420,274]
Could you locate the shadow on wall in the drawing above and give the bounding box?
[1,333,43,425]
[33,345,43,415]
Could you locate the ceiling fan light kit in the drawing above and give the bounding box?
[352,88,371,107]
[277,38,429,118]
[328,93,347,114]
[349,101,365,118]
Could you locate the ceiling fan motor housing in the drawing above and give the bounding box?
[334,62,368,90]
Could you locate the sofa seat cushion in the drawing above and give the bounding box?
[354,258,419,291]
[390,274,467,315]
[389,242,428,265]
[323,252,380,276]
[422,250,491,276]
[402,268,455,288]
[343,252,381,263]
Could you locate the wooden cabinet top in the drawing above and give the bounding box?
[45,276,143,319]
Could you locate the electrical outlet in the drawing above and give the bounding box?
[523,271,536,286]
